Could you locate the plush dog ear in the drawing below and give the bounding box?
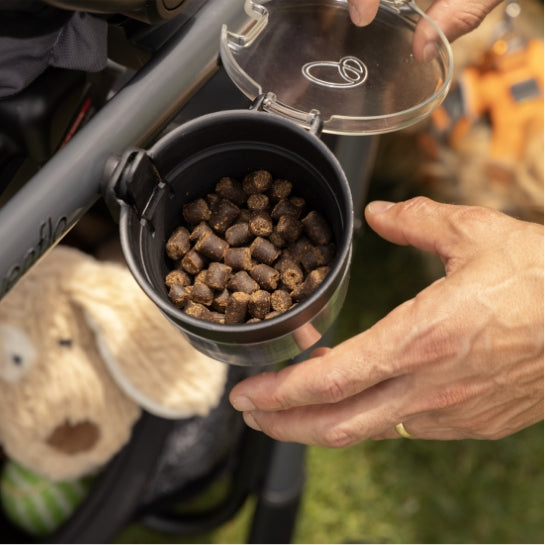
[63,247,227,419]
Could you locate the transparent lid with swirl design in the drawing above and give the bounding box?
[220,0,453,134]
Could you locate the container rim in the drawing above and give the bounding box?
[119,109,354,344]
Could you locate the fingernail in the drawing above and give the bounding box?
[231,396,255,412]
[422,41,439,62]
[243,412,262,431]
[367,200,395,215]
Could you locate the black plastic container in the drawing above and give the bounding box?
[113,109,353,366]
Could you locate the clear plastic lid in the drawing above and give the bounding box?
[220,0,453,134]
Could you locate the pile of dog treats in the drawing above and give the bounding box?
[164,169,335,324]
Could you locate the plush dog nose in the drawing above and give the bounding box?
[46,420,100,455]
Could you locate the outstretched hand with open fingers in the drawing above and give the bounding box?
[229,198,543,445]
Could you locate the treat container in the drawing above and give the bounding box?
[111,110,353,366]
[108,0,452,366]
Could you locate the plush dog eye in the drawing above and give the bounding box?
[59,339,73,347]
[0,325,36,383]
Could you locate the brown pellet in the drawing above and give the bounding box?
[208,311,226,324]
[206,192,220,213]
[289,196,306,217]
[281,267,304,291]
[301,210,332,245]
[194,231,229,261]
[168,284,192,308]
[248,290,271,320]
[268,231,286,249]
[190,221,213,242]
[307,265,331,288]
[181,249,207,275]
[249,210,273,237]
[243,170,272,194]
[291,266,331,301]
[251,263,280,291]
[276,214,303,243]
[224,247,253,271]
[194,270,208,285]
[191,282,214,306]
[209,199,240,233]
[271,198,301,220]
[165,269,192,288]
[271,290,292,312]
[247,193,269,211]
[165,226,191,260]
[300,245,332,272]
[227,270,260,294]
[269,178,292,201]
[225,292,250,324]
[250,236,280,265]
[274,253,299,273]
[289,236,313,263]
[275,254,304,289]
[215,177,247,206]
[183,198,211,225]
[205,262,232,290]
[184,301,212,320]
[212,288,230,313]
[318,243,336,264]
[225,222,253,246]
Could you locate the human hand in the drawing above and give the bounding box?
[229,197,544,445]
[347,0,505,61]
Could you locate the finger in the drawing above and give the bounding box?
[293,323,322,351]
[346,0,380,26]
[229,346,376,412]
[230,295,422,413]
[239,372,476,444]
[310,346,332,358]
[370,419,457,440]
[241,376,410,446]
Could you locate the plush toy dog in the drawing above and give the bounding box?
[0,244,228,535]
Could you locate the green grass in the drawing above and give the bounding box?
[297,426,543,544]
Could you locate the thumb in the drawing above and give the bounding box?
[346,0,380,26]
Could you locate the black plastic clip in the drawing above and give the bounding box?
[102,149,170,233]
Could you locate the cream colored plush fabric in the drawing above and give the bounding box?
[0,245,227,481]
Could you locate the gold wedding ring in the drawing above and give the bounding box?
[395,422,412,439]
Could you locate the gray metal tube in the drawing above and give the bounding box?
[0,0,247,299]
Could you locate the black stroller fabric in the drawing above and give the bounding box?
[0,0,107,97]
[142,364,251,508]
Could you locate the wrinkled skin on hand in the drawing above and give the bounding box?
[347,0,505,61]
[229,198,544,445]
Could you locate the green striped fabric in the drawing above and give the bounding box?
[0,461,92,536]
